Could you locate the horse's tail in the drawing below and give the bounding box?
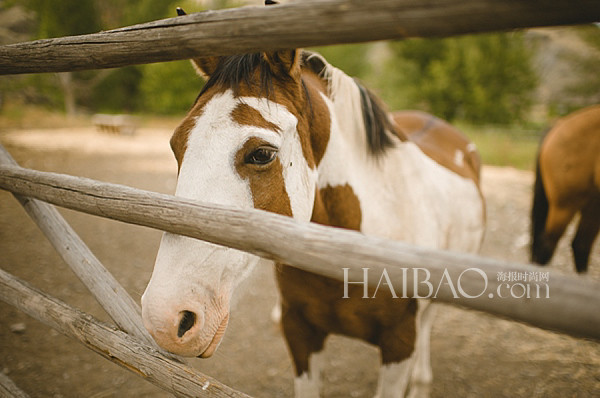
[530,133,549,263]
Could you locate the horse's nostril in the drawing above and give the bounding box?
[177,310,196,338]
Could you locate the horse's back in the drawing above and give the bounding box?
[357,110,485,253]
[391,110,481,186]
[540,105,600,205]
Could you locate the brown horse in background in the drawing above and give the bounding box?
[531,105,600,273]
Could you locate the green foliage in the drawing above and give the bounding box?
[139,60,203,115]
[385,33,537,124]
[310,43,372,78]
[135,0,206,115]
[562,25,600,111]
[96,0,179,28]
[3,2,539,124]
[91,67,143,112]
[457,123,540,170]
[26,0,100,38]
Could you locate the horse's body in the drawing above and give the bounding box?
[531,105,600,273]
[141,49,485,397]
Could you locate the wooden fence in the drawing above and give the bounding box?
[1,0,600,396]
[1,0,599,74]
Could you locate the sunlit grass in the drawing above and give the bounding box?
[457,123,543,171]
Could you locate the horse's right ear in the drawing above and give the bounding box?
[191,56,222,79]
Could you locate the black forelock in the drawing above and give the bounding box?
[196,53,278,100]
[195,50,329,101]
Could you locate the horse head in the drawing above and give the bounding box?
[141,50,330,357]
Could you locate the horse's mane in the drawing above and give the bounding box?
[197,50,395,157]
[354,79,396,156]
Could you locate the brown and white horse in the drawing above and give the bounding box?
[531,104,600,273]
[141,49,485,397]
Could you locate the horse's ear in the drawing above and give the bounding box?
[262,49,302,78]
[191,56,222,79]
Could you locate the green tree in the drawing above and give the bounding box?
[385,32,537,124]
[27,0,100,38]
[90,0,181,113]
[139,60,202,115]
[21,0,101,115]
[311,43,372,79]
[563,25,600,112]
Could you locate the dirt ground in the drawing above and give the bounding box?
[0,126,598,397]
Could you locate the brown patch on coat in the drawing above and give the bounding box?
[170,109,200,171]
[302,71,331,167]
[231,103,281,133]
[276,264,417,370]
[279,182,416,368]
[391,110,482,187]
[229,65,331,171]
[313,184,362,231]
[234,137,292,217]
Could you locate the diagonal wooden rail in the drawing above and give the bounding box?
[0,155,599,342]
[0,145,156,347]
[0,268,252,398]
[1,0,599,75]
[0,371,30,398]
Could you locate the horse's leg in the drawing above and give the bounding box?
[531,155,550,263]
[535,204,576,264]
[407,299,435,398]
[281,305,327,398]
[375,300,421,398]
[375,359,414,398]
[571,197,600,273]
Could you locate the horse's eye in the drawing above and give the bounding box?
[245,146,277,165]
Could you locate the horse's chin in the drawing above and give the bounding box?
[197,314,229,358]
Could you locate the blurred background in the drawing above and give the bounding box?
[1,0,599,171]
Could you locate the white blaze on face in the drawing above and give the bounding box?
[142,89,317,357]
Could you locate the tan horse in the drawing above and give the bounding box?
[531,104,600,273]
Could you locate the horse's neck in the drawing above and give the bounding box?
[311,67,441,240]
[311,69,385,230]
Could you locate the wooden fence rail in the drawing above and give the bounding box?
[0,268,251,398]
[0,145,156,349]
[1,0,599,74]
[0,371,30,398]
[1,158,599,341]
[0,145,254,397]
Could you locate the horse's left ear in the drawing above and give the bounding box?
[263,49,302,78]
[191,56,222,79]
